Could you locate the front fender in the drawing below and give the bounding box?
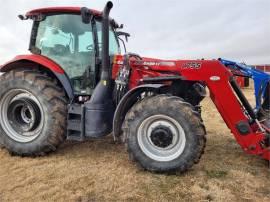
[0,54,65,73]
[0,54,74,99]
[113,84,166,139]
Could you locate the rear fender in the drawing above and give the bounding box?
[113,84,166,139]
[0,54,74,99]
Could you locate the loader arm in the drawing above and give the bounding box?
[127,59,270,159]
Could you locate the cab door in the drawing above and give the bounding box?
[34,14,98,95]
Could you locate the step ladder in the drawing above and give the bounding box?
[67,104,85,141]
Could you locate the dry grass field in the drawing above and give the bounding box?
[0,87,269,202]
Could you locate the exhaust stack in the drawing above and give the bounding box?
[101,1,113,81]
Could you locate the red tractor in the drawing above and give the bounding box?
[0,2,269,173]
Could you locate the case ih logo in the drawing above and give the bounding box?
[116,61,160,66]
[117,60,176,67]
[182,62,202,69]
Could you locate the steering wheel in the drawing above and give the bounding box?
[51,44,69,56]
[86,44,94,51]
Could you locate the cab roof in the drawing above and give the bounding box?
[26,7,102,17]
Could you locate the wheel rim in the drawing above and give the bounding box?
[0,89,44,143]
[137,114,186,162]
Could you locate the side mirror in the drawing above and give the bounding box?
[81,7,91,24]
[18,15,29,20]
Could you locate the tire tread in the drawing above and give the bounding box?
[0,68,68,156]
[123,94,206,173]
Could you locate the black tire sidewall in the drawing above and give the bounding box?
[127,99,202,172]
[0,77,58,154]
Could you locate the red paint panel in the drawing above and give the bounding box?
[26,7,102,16]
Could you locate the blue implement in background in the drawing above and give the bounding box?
[219,58,270,111]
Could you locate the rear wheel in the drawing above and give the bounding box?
[123,95,206,173]
[0,69,67,156]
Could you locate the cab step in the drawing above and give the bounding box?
[67,104,85,141]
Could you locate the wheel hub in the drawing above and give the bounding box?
[137,114,186,162]
[7,98,41,133]
[150,126,173,148]
[21,106,32,124]
[0,90,44,142]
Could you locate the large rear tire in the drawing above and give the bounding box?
[123,95,206,173]
[0,69,67,156]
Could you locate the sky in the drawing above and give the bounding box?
[0,0,269,65]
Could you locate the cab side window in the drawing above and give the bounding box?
[96,21,120,56]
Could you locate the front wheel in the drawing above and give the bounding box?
[123,95,206,173]
[0,69,67,156]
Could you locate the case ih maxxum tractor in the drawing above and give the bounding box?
[0,2,269,173]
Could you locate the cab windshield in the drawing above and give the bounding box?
[34,14,120,94]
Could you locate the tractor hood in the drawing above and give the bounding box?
[113,54,177,68]
[112,54,179,79]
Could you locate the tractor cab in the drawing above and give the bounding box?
[26,7,121,95]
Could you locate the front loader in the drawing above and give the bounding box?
[0,2,269,173]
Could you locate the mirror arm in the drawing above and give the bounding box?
[118,37,127,53]
[116,31,130,42]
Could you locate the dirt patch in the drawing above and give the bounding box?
[0,88,269,201]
